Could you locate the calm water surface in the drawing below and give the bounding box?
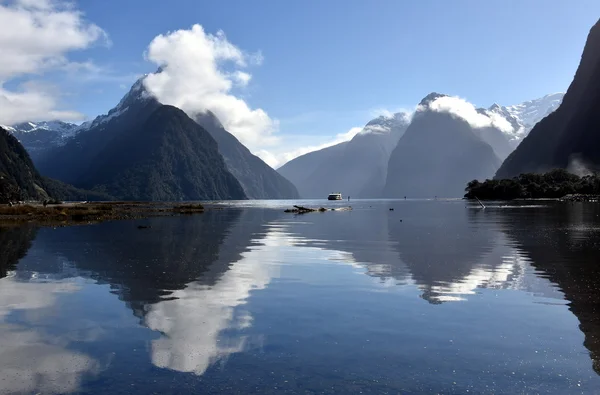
[1,199,600,394]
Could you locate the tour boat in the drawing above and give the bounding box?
[327,193,343,200]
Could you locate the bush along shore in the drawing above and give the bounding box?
[0,201,206,226]
[464,169,600,201]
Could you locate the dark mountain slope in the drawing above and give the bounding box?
[383,93,501,198]
[78,105,246,201]
[0,127,107,202]
[195,111,299,199]
[496,19,600,178]
[37,79,161,184]
[0,127,51,202]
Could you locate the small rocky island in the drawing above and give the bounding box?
[464,169,600,200]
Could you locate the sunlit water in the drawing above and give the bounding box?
[1,199,600,394]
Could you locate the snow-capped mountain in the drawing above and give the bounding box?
[1,120,82,163]
[76,77,150,133]
[359,112,411,141]
[2,78,152,165]
[487,93,564,144]
[3,120,79,137]
[505,93,564,127]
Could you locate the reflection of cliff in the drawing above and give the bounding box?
[22,209,285,377]
[33,210,251,315]
[495,203,600,374]
[387,202,500,303]
[0,226,37,278]
[283,208,411,284]
[283,203,525,299]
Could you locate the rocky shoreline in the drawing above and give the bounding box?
[560,194,600,202]
[0,201,206,226]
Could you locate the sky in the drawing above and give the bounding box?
[1,0,600,167]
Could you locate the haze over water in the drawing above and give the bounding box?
[1,200,600,394]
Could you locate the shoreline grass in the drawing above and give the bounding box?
[0,201,206,226]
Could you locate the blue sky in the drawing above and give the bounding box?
[2,0,600,166]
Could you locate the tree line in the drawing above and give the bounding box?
[464,169,600,200]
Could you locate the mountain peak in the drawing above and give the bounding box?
[9,120,77,134]
[77,77,157,133]
[418,92,448,107]
[359,111,411,138]
[503,93,564,128]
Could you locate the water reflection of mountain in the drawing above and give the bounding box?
[495,203,600,374]
[283,207,412,284]
[386,202,501,303]
[140,208,284,375]
[283,202,529,302]
[31,210,262,315]
[12,209,285,377]
[0,226,38,278]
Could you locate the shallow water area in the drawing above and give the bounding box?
[1,199,600,394]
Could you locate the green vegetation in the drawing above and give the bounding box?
[464,169,600,200]
[0,127,50,203]
[42,177,114,202]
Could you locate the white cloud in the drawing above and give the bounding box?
[256,126,363,168]
[486,111,514,133]
[0,274,99,394]
[143,24,279,151]
[231,70,251,86]
[0,0,108,124]
[361,124,390,134]
[371,108,395,118]
[145,226,286,375]
[425,96,514,134]
[0,81,83,124]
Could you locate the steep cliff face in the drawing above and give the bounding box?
[496,19,600,178]
[77,105,247,201]
[195,111,299,199]
[0,127,51,202]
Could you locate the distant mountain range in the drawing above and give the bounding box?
[6,13,596,203]
[486,93,564,145]
[2,84,569,201]
[1,121,80,162]
[497,19,600,179]
[279,91,562,199]
[278,112,410,198]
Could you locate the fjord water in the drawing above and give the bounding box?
[2,200,600,393]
